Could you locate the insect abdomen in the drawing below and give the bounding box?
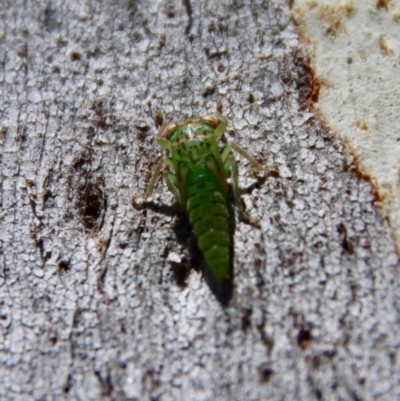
[185,167,231,282]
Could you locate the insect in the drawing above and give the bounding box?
[133,114,267,304]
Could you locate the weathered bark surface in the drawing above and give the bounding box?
[1,1,399,400]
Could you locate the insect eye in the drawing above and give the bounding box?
[201,114,219,128]
[159,122,177,139]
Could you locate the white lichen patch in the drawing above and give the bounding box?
[292,0,400,250]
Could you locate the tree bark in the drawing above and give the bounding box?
[0,1,399,400]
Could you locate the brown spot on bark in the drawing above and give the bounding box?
[70,51,81,61]
[258,363,274,383]
[376,0,389,10]
[379,36,394,55]
[216,99,223,113]
[356,120,369,131]
[309,74,320,103]
[0,127,7,140]
[297,328,313,349]
[318,5,343,37]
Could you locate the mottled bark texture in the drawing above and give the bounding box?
[0,1,399,400]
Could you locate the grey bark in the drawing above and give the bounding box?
[0,1,399,400]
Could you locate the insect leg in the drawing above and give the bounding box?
[228,152,261,228]
[163,171,181,201]
[132,157,165,207]
[219,144,244,211]
[231,143,279,177]
[213,117,228,141]
[227,152,241,210]
[220,144,232,165]
[230,143,263,171]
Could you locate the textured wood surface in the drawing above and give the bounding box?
[0,1,399,400]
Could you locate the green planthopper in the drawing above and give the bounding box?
[133,114,269,304]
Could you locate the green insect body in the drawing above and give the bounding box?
[134,114,264,302]
[182,156,231,282]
